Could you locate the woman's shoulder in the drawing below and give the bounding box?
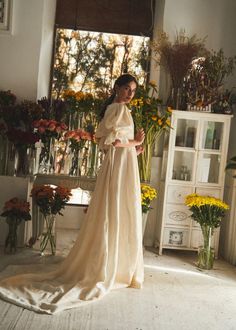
[106,102,128,114]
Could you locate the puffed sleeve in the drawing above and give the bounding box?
[95,103,133,146]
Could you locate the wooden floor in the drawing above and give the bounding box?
[1,245,236,330]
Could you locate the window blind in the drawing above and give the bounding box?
[55,0,155,37]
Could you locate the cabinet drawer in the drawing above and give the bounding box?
[195,187,221,198]
[163,227,189,247]
[167,185,193,204]
[165,204,191,226]
[190,229,215,249]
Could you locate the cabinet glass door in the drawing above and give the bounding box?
[197,152,221,184]
[175,119,198,148]
[172,150,195,181]
[202,121,223,151]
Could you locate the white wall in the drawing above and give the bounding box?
[0,0,56,101]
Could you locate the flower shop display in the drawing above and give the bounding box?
[185,193,229,269]
[31,184,72,255]
[0,197,31,253]
[141,184,157,236]
[131,81,172,182]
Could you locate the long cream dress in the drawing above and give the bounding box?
[0,103,144,314]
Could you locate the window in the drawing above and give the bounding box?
[51,29,150,98]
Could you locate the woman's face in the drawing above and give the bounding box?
[115,81,137,104]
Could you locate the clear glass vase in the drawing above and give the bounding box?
[40,214,56,256]
[38,138,56,174]
[4,217,21,254]
[197,225,215,270]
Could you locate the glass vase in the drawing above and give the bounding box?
[14,146,32,176]
[38,138,56,174]
[142,212,149,237]
[68,148,82,176]
[197,225,215,270]
[4,217,21,254]
[86,141,98,178]
[40,214,56,256]
[0,135,8,175]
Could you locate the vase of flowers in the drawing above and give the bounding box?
[141,184,157,237]
[64,128,93,176]
[185,193,229,269]
[6,128,39,176]
[31,185,72,255]
[131,81,172,182]
[33,119,67,174]
[0,197,31,253]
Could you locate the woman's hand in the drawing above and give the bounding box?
[136,145,144,155]
[135,128,145,145]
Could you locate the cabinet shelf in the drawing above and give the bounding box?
[155,110,232,257]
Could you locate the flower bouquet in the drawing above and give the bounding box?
[131,81,172,182]
[1,197,31,253]
[141,184,157,236]
[185,193,229,269]
[31,185,72,255]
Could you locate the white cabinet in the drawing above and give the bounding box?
[155,110,232,256]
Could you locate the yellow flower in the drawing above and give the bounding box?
[167,107,173,113]
[158,119,163,126]
[185,193,229,228]
[151,115,157,121]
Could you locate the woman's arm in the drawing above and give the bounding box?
[112,128,145,148]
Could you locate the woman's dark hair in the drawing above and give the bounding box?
[99,73,138,120]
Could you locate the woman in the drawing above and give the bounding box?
[0,74,145,314]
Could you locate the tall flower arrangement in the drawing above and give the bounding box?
[185,193,229,269]
[152,30,206,109]
[130,81,172,182]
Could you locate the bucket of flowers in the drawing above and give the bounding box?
[31,184,72,255]
[1,197,31,253]
[185,193,229,269]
